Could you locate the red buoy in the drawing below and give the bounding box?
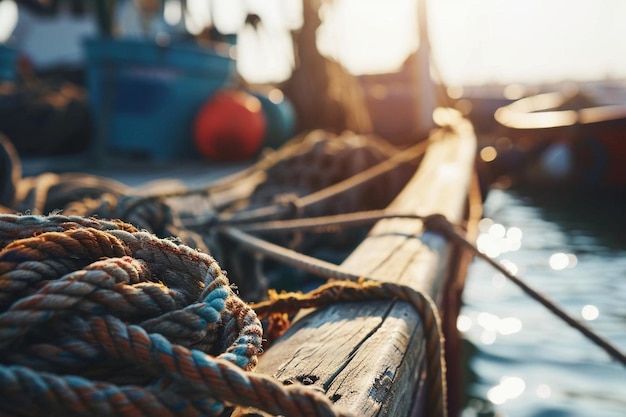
[193,90,266,161]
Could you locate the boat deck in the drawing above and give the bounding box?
[3,109,477,417]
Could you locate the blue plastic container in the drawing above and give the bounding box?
[84,38,235,161]
[0,45,18,81]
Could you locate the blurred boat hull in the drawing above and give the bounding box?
[488,86,626,189]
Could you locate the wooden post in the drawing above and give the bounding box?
[234,109,476,417]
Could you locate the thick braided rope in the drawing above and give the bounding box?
[0,213,138,249]
[1,365,224,417]
[0,316,353,417]
[0,227,134,309]
[221,227,447,417]
[0,224,262,369]
[0,215,309,416]
[0,256,231,352]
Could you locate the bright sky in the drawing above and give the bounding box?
[316,0,419,75]
[428,0,626,85]
[2,0,626,86]
[238,0,626,85]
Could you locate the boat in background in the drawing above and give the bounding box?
[487,83,626,189]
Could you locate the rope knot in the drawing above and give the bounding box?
[274,193,303,218]
[422,213,456,238]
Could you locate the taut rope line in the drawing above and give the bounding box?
[222,211,626,368]
[219,209,423,233]
[220,135,432,224]
[416,213,626,368]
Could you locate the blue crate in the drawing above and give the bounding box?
[84,38,235,161]
[0,45,18,81]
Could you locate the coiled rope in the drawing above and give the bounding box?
[0,214,362,417]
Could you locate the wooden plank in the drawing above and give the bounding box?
[238,109,476,417]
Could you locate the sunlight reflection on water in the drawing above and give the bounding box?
[462,189,626,417]
[581,304,599,321]
[476,218,523,258]
[549,252,578,270]
[487,376,526,405]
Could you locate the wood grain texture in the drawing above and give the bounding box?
[237,110,476,417]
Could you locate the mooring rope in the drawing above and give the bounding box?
[220,135,433,225]
[435,217,626,368]
[219,209,423,234]
[221,211,626,368]
[1,319,351,417]
[0,213,138,249]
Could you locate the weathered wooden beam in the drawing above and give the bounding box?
[236,109,476,417]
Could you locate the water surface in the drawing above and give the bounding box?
[461,188,626,417]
